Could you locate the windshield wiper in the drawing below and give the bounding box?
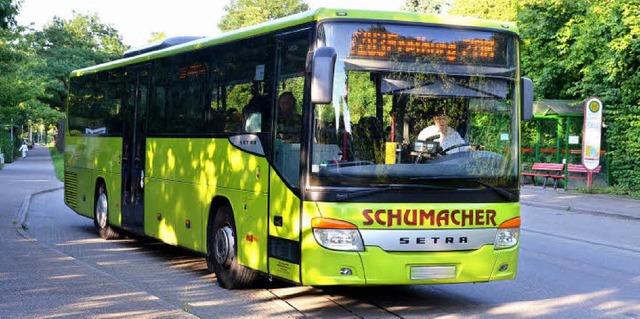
[335,184,453,201]
[409,177,517,201]
[473,180,517,201]
[409,175,467,181]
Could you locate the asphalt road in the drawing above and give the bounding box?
[23,189,640,319]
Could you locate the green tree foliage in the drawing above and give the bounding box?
[450,0,517,21]
[518,0,640,189]
[1,0,55,160]
[30,11,127,111]
[402,0,450,14]
[218,0,309,32]
[0,34,61,157]
[0,0,20,29]
[148,31,167,44]
[1,11,126,161]
[518,0,588,99]
[0,0,27,117]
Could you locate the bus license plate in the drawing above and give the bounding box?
[410,266,456,280]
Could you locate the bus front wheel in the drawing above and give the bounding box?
[94,183,119,240]
[207,205,257,289]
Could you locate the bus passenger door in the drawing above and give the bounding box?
[122,67,149,233]
[268,29,310,283]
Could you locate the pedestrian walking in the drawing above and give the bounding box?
[19,141,29,158]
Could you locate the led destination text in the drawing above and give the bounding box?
[362,209,497,227]
[350,31,497,63]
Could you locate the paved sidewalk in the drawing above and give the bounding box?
[521,185,640,220]
[0,145,195,319]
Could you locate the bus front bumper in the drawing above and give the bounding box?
[301,244,518,286]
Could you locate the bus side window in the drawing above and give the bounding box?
[212,34,275,135]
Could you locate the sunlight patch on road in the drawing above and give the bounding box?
[488,289,615,317]
[84,292,158,301]
[93,246,143,252]
[97,260,130,266]
[595,300,640,318]
[188,300,225,307]
[56,238,136,246]
[49,274,86,280]
[48,256,75,261]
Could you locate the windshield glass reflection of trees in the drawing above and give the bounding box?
[309,23,519,188]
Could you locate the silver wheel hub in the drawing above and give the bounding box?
[214,226,235,267]
[96,193,108,228]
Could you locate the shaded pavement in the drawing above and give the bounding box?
[0,145,196,319]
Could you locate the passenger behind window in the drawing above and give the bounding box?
[224,108,242,132]
[243,95,268,133]
[276,91,301,143]
[316,119,335,144]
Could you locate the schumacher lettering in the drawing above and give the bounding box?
[362,209,497,227]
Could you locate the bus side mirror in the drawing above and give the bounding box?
[311,47,337,104]
[521,77,533,121]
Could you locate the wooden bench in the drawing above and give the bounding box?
[566,164,601,179]
[567,164,602,188]
[521,163,564,189]
[522,163,603,189]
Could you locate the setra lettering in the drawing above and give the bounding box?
[399,236,470,244]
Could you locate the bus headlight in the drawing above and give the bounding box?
[494,228,520,249]
[494,217,520,249]
[312,218,364,252]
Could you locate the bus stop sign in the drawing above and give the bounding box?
[582,97,603,171]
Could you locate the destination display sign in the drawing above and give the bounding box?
[350,30,500,64]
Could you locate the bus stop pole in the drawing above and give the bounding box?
[563,117,571,190]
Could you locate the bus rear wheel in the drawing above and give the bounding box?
[94,184,119,240]
[207,205,257,289]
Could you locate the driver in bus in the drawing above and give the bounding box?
[418,108,470,154]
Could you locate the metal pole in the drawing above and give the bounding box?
[535,121,541,162]
[556,118,563,163]
[564,117,571,190]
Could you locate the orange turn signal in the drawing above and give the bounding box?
[311,217,357,229]
[498,217,521,229]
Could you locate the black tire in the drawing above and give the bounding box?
[94,183,119,240]
[206,205,257,289]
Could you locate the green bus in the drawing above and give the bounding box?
[64,8,533,289]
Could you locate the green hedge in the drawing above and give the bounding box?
[606,105,640,190]
[0,132,16,164]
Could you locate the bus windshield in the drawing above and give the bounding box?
[309,22,519,189]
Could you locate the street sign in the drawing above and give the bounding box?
[582,97,603,172]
